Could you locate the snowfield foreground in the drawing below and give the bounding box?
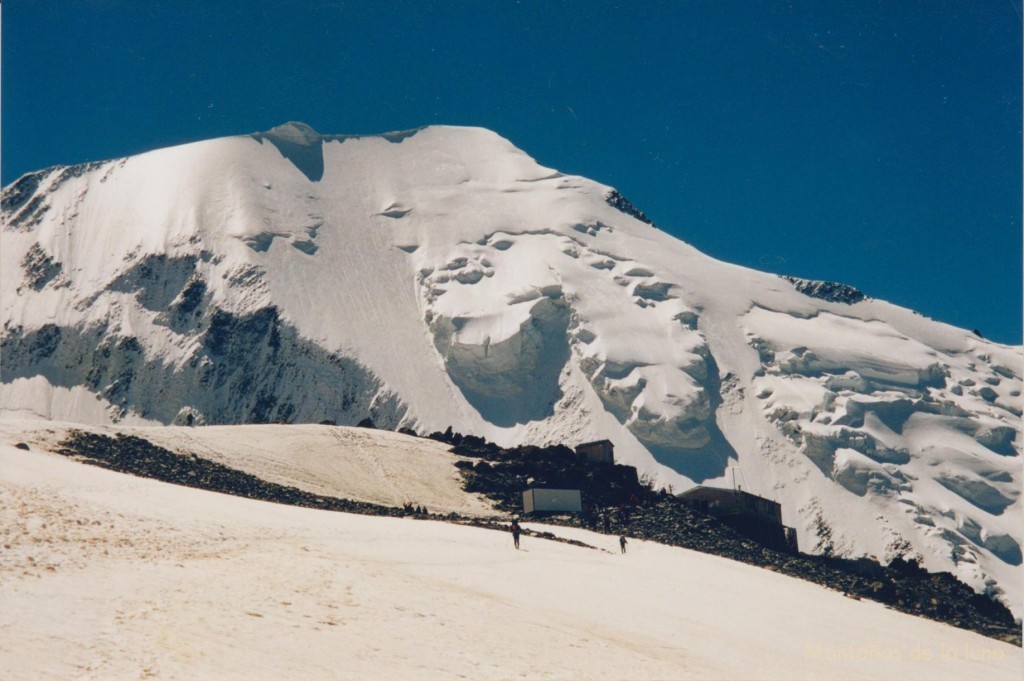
[1,440,1019,680]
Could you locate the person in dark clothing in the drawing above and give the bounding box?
[510,519,522,549]
[619,535,628,553]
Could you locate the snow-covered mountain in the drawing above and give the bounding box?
[2,122,1021,614]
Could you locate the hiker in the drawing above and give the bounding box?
[511,519,522,549]
[619,535,628,553]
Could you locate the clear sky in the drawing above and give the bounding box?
[3,1,1021,344]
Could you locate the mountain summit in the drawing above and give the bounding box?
[2,123,1020,612]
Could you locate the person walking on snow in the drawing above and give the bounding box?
[619,535,628,553]
[511,519,522,549]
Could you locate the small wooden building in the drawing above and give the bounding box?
[575,439,614,465]
[523,488,583,514]
[679,486,798,552]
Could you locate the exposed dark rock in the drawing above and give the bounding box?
[20,243,63,290]
[2,169,50,215]
[781,276,867,305]
[17,323,62,360]
[603,189,654,226]
[109,254,200,314]
[177,275,207,309]
[1,305,406,427]
[51,160,111,188]
[977,386,999,403]
[2,161,116,231]
[2,170,55,231]
[888,555,928,577]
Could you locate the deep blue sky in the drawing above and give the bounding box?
[4,1,1021,343]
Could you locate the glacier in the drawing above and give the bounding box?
[1,122,1020,614]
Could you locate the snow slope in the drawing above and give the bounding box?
[2,441,1020,681]
[2,122,1021,614]
[0,421,494,517]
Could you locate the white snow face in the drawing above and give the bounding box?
[2,122,1021,614]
